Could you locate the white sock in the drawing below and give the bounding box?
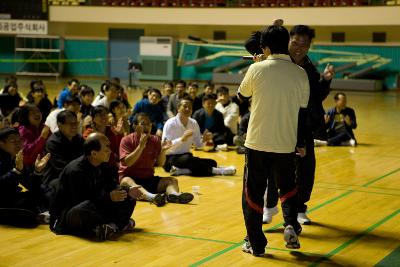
[174,167,192,175]
[212,167,225,175]
[144,192,156,201]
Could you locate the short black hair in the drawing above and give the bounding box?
[83,136,102,156]
[202,93,217,103]
[244,31,263,56]
[3,83,18,93]
[131,112,150,126]
[334,92,346,100]
[290,25,315,41]
[30,80,44,91]
[204,81,214,89]
[0,127,19,141]
[79,85,94,97]
[260,25,289,55]
[18,104,40,127]
[178,96,193,108]
[91,105,109,118]
[109,99,124,118]
[64,95,81,106]
[163,81,174,88]
[216,86,229,95]
[188,82,199,89]
[68,78,79,86]
[175,80,186,88]
[57,110,77,124]
[148,88,162,98]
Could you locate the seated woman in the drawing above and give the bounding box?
[109,99,130,136]
[83,106,123,170]
[26,80,53,123]
[18,104,51,169]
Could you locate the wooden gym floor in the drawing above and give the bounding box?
[0,78,399,266]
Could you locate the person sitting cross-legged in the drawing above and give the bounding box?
[119,113,193,207]
[162,97,236,177]
[50,133,138,241]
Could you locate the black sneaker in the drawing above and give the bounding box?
[151,193,166,207]
[167,192,194,204]
[94,223,118,241]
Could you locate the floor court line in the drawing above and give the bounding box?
[308,209,400,267]
[188,167,400,266]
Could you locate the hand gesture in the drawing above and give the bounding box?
[253,54,266,62]
[40,126,51,139]
[156,129,163,137]
[296,147,306,158]
[322,63,335,81]
[324,114,330,124]
[110,188,127,202]
[15,149,24,172]
[35,153,51,173]
[114,118,124,135]
[139,133,149,148]
[161,140,172,152]
[202,130,213,143]
[344,115,352,126]
[181,129,193,142]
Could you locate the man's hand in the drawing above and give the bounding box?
[296,147,306,158]
[156,129,163,137]
[40,125,51,139]
[322,63,335,81]
[110,189,127,202]
[344,115,352,126]
[139,133,149,148]
[324,114,330,124]
[161,140,172,152]
[15,149,24,172]
[35,153,51,173]
[202,130,213,143]
[181,130,193,142]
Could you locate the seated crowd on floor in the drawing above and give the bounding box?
[0,75,356,240]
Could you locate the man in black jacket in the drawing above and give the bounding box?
[43,110,84,186]
[0,127,50,226]
[192,93,227,149]
[50,133,139,241]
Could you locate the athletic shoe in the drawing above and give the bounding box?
[94,223,118,241]
[122,218,135,231]
[341,139,356,147]
[262,206,279,224]
[37,211,50,224]
[297,212,311,225]
[151,193,166,207]
[284,225,300,249]
[314,139,327,146]
[221,166,236,175]
[167,192,194,204]
[170,166,178,176]
[241,240,265,257]
[216,144,228,151]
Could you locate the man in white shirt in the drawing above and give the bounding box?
[45,96,81,133]
[238,25,310,256]
[162,97,235,177]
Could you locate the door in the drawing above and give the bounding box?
[108,29,144,81]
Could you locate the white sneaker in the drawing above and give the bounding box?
[221,166,236,175]
[314,139,327,147]
[297,212,311,225]
[262,206,279,224]
[284,225,300,249]
[216,144,228,151]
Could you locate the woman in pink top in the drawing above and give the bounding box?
[18,104,51,168]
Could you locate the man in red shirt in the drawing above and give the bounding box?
[119,113,193,206]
